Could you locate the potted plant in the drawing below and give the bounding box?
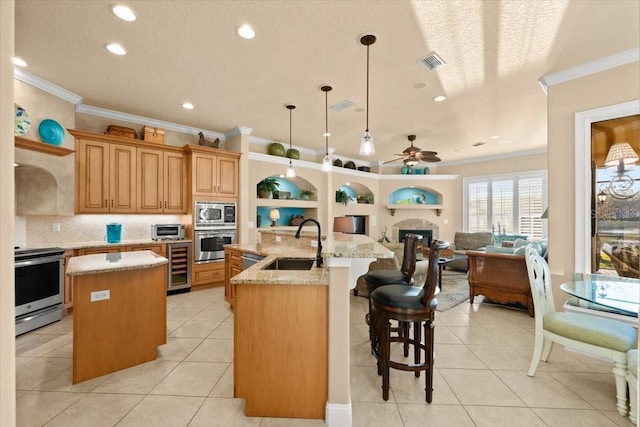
[257,177,280,198]
[362,193,374,204]
[298,189,314,200]
[335,189,353,206]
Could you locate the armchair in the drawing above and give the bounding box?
[446,232,494,271]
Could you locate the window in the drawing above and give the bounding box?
[464,171,547,239]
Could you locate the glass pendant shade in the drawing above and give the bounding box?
[285,163,296,178]
[321,154,332,172]
[359,130,374,156]
[404,158,419,166]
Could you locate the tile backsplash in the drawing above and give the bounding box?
[20,214,186,246]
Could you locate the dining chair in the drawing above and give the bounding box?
[628,349,638,425]
[525,247,638,416]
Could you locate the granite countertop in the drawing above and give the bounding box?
[229,233,392,286]
[66,250,168,276]
[27,239,192,251]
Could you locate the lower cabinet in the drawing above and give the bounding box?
[224,248,243,308]
[63,250,75,313]
[192,262,225,287]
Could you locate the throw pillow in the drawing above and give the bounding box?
[486,245,516,254]
[513,242,543,256]
[513,238,529,248]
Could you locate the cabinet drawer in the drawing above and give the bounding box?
[193,262,225,286]
[77,247,121,255]
[126,244,166,256]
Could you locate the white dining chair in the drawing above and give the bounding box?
[525,247,638,416]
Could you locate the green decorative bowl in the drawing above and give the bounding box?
[286,148,300,159]
[268,142,285,157]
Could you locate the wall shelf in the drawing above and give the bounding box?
[385,204,443,217]
[15,136,75,156]
[256,199,318,208]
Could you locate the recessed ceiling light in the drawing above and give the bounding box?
[433,95,447,102]
[106,43,127,55]
[413,82,429,89]
[490,135,500,139]
[12,57,27,67]
[237,24,256,39]
[111,5,137,22]
[182,102,194,110]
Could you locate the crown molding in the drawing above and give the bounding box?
[249,137,318,156]
[539,47,640,92]
[225,126,253,139]
[438,147,547,167]
[248,152,323,170]
[14,67,83,104]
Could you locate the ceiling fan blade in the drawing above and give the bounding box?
[383,157,405,164]
[422,155,441,162]
[419,150,438,156]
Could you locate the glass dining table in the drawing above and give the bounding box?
[561,279,639,317]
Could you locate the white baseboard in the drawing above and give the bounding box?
[326,402,351,427]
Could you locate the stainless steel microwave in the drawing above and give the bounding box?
[194,201,236,229]
[151,224,186,241]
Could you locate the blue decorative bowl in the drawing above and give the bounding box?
[14,103,31,136]
[38,119,65,146]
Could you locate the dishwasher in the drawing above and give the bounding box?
[242,252,266,270]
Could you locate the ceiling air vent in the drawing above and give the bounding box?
[417,52,446,71]
[330,99,355,111]
[472,141,486,147]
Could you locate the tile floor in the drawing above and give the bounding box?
[15,286,636,426]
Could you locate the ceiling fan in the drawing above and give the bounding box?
[383,135,441,165]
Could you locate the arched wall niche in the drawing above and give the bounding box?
[256,174,318,201]
[388,186,441,205]
[15,164,60,215]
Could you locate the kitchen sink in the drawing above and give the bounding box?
[262,258,315,270]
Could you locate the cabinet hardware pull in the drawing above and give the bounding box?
[111,200,114,208]
[164,201,167,209]
[105,199,108,208]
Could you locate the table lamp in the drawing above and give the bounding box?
[333,216,356,233]
[269,209,280,227]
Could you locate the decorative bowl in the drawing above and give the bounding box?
[286,148,300,159]
[343,161,356,169]
[14,103,31,136]
[38,119,65,146]
[268,142,285,156]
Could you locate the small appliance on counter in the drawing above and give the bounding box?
[106,223,122,243]
[151,224,186,241]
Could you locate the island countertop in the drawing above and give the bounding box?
[66,250,168,276]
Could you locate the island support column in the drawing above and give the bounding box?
[325,257,374,427]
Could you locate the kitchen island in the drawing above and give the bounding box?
[230,233,393,425]
[66,250,168,384]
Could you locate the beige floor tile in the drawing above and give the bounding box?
[259,417,327,426]
[464,405,546,427]
[190,307,233,322]
[16,356,36,367]
[44,341,73,358]
[433,344,487,369]
[467,344,534,370]
[511,344,598,373]
[390,367,459,404]
[157,337,204,361]
[174,295,220,309]
[208,320,234,339]
[185,338,233,362]
[16,357,71,390]
[350,322,371,342]
[16,391,84,427]
[351,401,403,427]
[167,319,187,335]
[209,363,234,397]
[44,392,143,426]
[92,359,178,394]
[433,326,463,344]
[397,403,476,427]
[34,368,107,392]
[189,397,262,426]
[487,325,536,347]
[440,369,524,406]
[117,394,205,427]
[601,409,637,426]
[548,372,618,411]
[532,408,619,426]
[494,370,592,409]
[167,307,203,322]
[169,320,222,338]
[350,365,396,402]
[447,326,505,345]
[350,340,377,367]
[434,311,478,327]
[16,333,64,356]
[151,361,228,396]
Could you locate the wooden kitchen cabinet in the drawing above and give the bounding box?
[185,145,240,199]
[75,138,137,214]
[76,247,122,256]
[126,243,166,257]
[192,261,225,287]
[63,250,75,313]
[224,247,243,308]
[137,148,187,214]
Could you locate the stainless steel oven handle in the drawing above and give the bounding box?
[15,255,64,268]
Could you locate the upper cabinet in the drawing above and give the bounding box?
[185,145,240,199]
[137,148,187,214]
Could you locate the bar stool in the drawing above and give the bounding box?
[370,240,449,402]
[363,234,422,347]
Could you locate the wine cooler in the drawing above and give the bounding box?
[166,242,191,294]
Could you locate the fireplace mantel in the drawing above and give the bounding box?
[385,204,443,216]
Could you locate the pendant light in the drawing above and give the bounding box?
[359,34,376,156]
[285,104,296,178]
[321,85,333,172]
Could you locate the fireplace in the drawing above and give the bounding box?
[391,218,439,244]
[399,229,432,247]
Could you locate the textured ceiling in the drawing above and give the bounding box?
[14,0,640,164]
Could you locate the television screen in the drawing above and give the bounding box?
[346,215,366,234]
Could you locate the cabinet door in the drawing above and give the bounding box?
[163,151,187,213]
[63,250,75,311]
[76,140,110,213]
[217,155,239,198]
[109,144,137,213]
[191,152,216,197]
[137,148,164,213]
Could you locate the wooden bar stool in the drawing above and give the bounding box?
[363,234,422,350]
[370,240,449,402]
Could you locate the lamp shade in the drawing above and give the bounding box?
[604,142,639,167]
[269,209,280,221]
[333,216,356,233]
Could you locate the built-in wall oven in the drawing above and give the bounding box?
[194,201,236,263]
[15,247,65,336]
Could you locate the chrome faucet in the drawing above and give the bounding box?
[295,218,323,268]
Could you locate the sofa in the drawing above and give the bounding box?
[445,232,494,271]
[354,242,429,297]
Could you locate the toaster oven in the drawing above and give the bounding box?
[151,224,186,241]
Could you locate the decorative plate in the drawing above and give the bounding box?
[38,119,65,146]
[14,103,31,136]
[414,193,426,204]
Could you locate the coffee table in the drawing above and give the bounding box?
[437,254,468,290]
[561,280,639,317]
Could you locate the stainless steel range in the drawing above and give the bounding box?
[15,247,65,336]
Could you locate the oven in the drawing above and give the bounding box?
[194,229,235,263]
[15,247,65,336]
[194,201,236,229]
